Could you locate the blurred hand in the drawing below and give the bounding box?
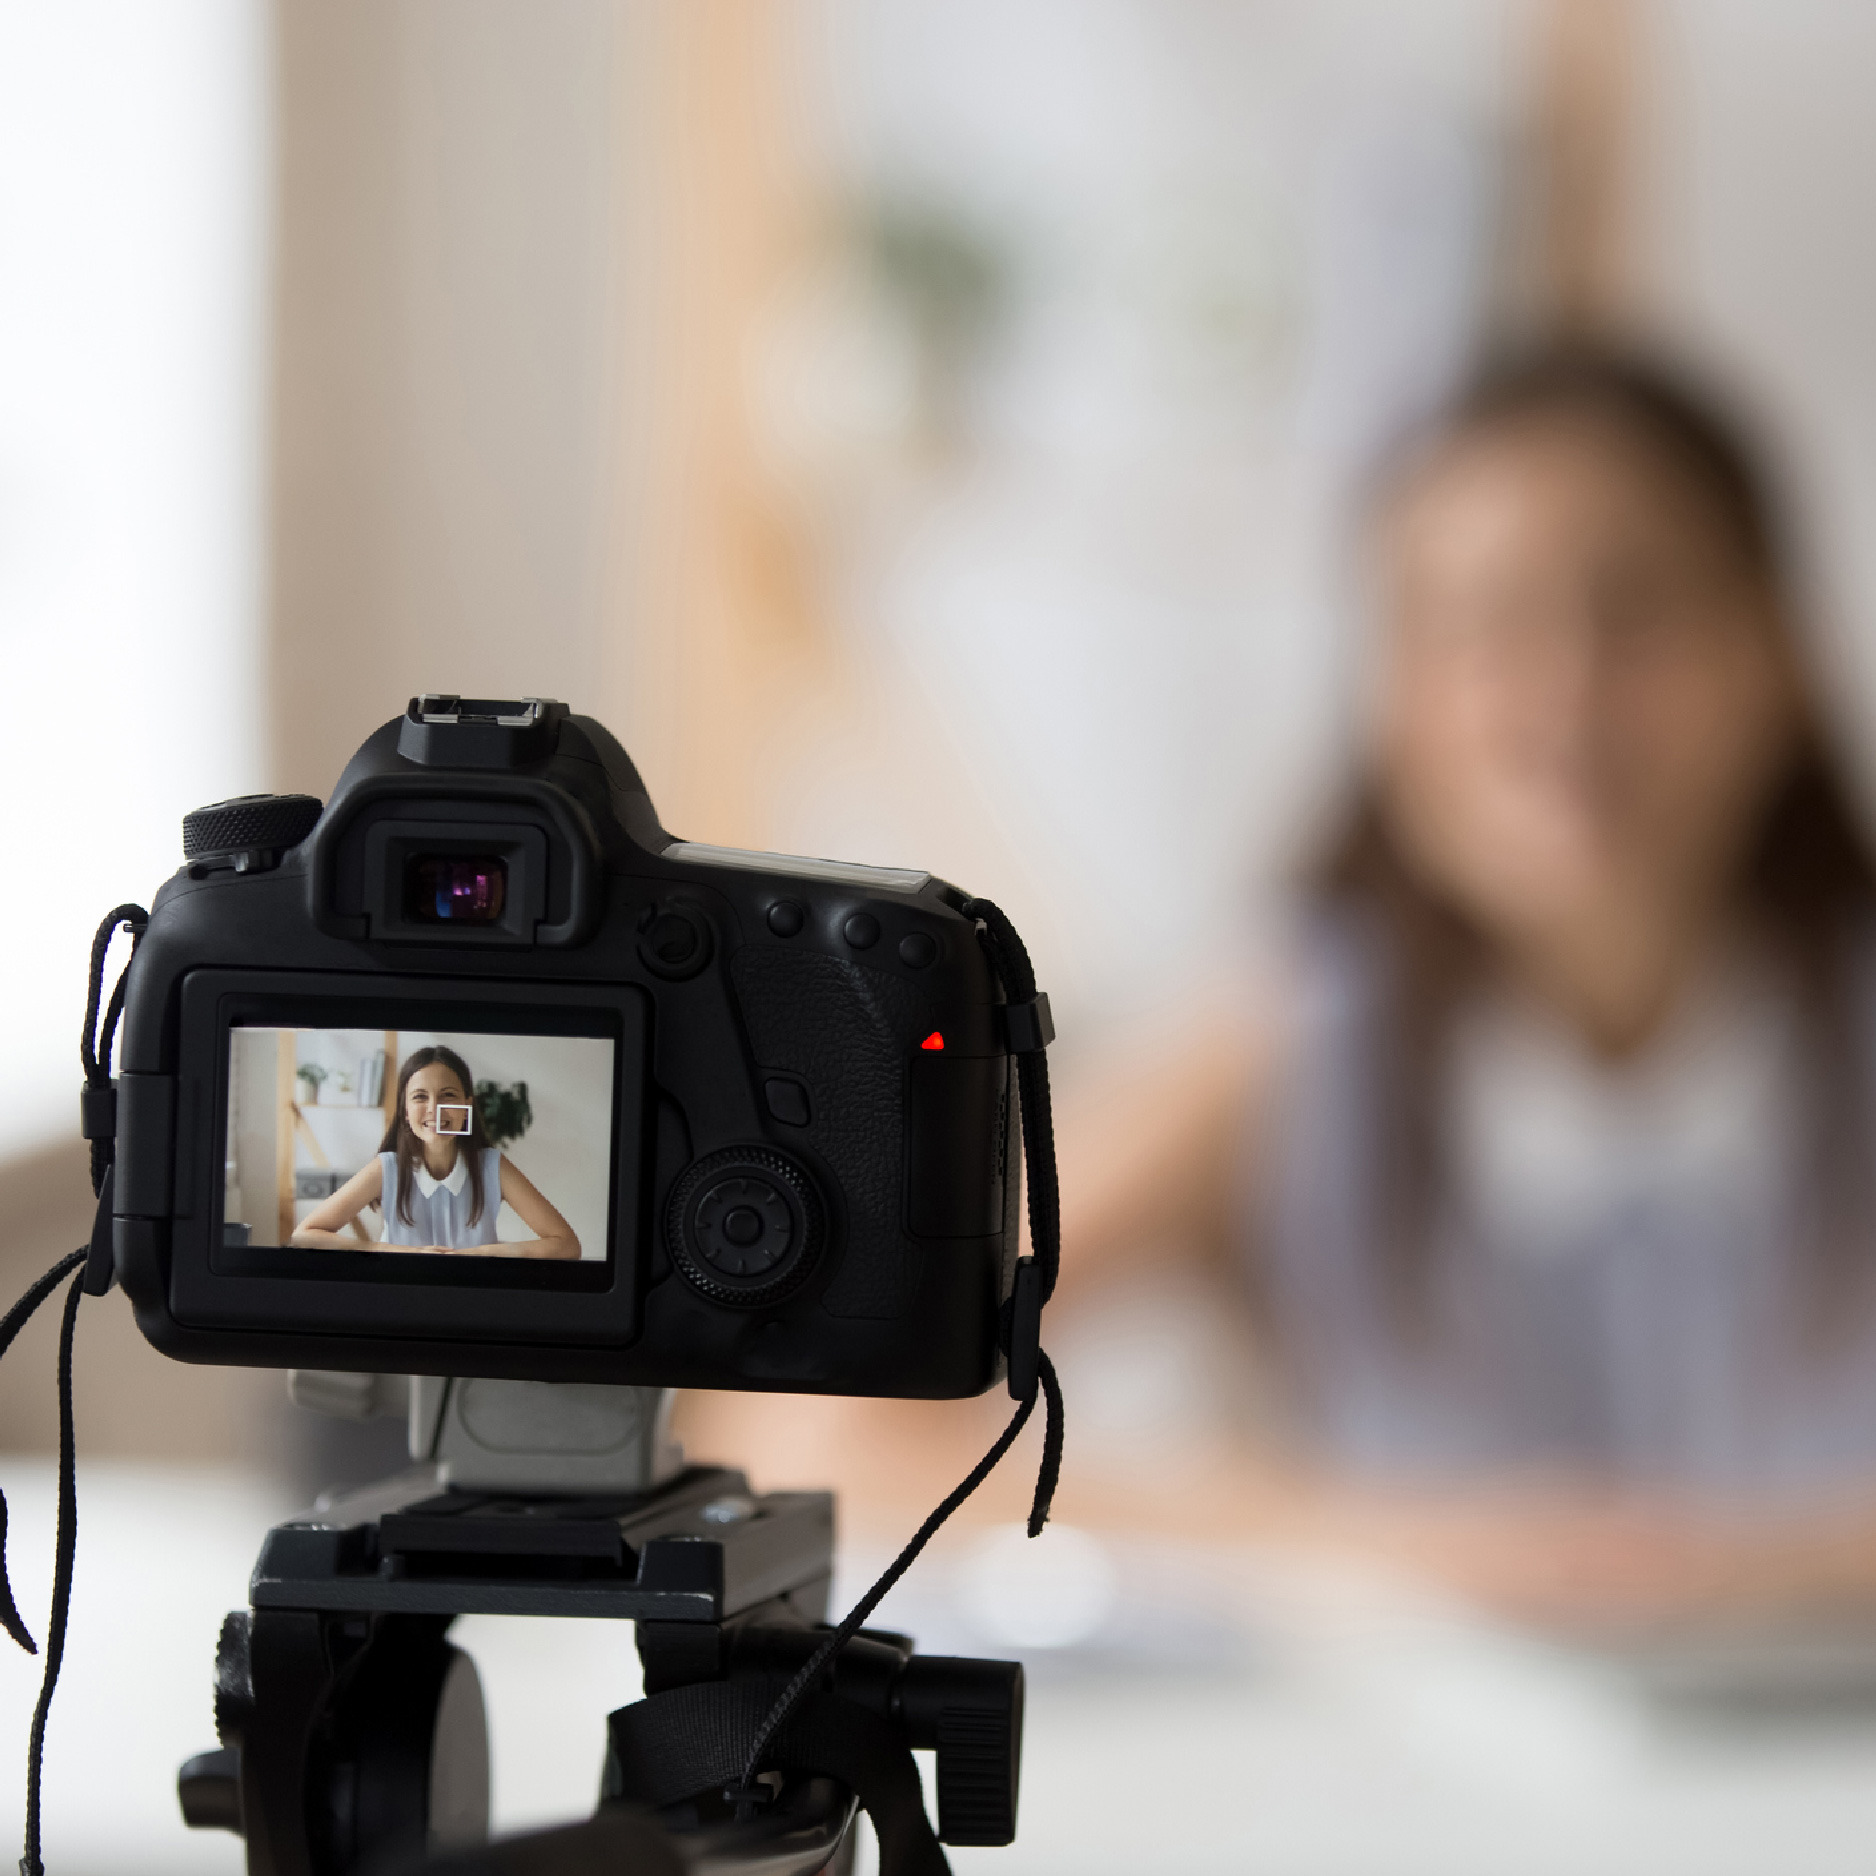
[1060,1458,1876,1632]
[685,1381,1876,1631]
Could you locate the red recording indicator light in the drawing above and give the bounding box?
[920,1031,945,1052]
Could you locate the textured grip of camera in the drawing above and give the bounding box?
[731,946,988,1321]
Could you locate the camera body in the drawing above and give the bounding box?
[113,698,1021,1398]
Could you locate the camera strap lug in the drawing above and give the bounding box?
[81,1166,116,1297]
[1000,992,1054,1055]
[78,1082,120,1297]
[78,1082,115,1144]
[1005,1257,1042,1402]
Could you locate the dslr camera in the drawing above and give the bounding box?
[112,696,1024,1400]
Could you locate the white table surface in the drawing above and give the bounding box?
[4,1462,1876,1875]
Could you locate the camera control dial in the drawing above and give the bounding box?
[183,794,323,874]
[667,1146,824,1308]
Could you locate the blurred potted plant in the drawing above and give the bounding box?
[296,1062,328,1107]
[475,1080,532,1149]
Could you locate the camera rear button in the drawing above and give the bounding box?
[647,915,697,964]
[638,905,713,979]
[842,912,880,949]
[898,933,937,968]
[766,900,805,937]
[764,1077,811,1127]
[722,1206,766,1248]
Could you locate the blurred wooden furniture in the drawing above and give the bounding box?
[275,1028,396,1244]
[0,1142,275,1462]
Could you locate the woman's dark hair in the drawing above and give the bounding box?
[1313,346,1876,1317]
[380,1045,493,1229]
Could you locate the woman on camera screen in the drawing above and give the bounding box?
[293,1045,581,1259]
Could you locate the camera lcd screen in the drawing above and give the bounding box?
[222,1024,615,1268]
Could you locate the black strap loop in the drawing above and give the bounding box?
[731,899,1066,1842]
[0,1251,84,1659]
[5,905,148,1874]
[20,1273,84,1876]
[80,905,147,1199]
[961,895,1064,1531]
[961,898,1060,1308]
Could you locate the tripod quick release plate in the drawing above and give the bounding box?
[250,1466,834,1626]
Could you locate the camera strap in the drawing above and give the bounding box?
[719,896,1066,1835]
[0,905,146,1876]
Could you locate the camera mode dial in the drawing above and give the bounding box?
[183,794,324,875]
[667,1146,824,1309]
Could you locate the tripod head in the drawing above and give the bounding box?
[176,1375,1023,1875]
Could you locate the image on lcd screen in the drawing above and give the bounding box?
[223,1026,614,1262]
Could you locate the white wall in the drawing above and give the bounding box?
[0,0,268,1152]
[1646,3,1876,784]
[776,0,1521,1039]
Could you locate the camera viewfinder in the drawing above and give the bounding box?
[408,855,508,926]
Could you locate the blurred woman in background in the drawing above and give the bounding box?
[1061,348,1876,1610]
[686,347,1876,1618]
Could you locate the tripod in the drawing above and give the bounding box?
[175,1380,1024,1875]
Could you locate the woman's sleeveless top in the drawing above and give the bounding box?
[1258,918,1876,1494]
[379,1148,503,1250]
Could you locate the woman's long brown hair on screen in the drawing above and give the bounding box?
[380,1045,493,1229]
[1312,349,1876,1325]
